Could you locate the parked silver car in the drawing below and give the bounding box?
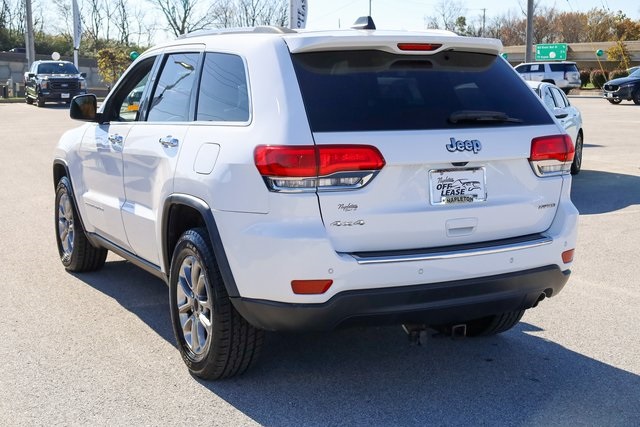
[515,62,581,94]
[527,81,583,174]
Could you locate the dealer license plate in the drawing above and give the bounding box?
[61,93,70,99]
[429,168,486,205]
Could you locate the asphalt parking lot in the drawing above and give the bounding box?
[0,97,638,426]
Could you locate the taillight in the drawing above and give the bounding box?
[254,145,385,192]
[529,135,574,177]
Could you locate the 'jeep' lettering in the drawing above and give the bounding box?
[446,138,482,154]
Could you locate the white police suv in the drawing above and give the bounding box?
[53,19,578,379]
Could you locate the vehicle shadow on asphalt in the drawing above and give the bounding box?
[74,259,639,425]
[207,323,639,425]
[571,170,640,215]
[71,259,174,344]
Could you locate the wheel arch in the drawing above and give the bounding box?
[53,159,70,190]
[162,194,240,297]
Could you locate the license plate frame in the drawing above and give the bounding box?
[61,93,70,99]
[429,168,487,206]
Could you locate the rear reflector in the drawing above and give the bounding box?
[291,280,333,295]
[529,135,575,177]
[397,43,442,51]
[562,249,575,263]
[254,145,385,192]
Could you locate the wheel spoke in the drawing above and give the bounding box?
[182,314,194,348]
[198,312,212,330]
[177,300,191,314]
[191,315,200,352]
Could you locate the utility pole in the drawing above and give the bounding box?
[481,8,486,37]
[369,0,372,16]
[24,0,36,66]
[525,0,534,62]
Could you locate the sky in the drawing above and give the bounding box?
[304,0,640,30]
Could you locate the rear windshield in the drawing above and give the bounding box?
[37,62,79,75]
[292,50,553,132]
[549,63,578,72]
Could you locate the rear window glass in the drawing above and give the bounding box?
[292,50,553,132]
[37,62,79,74]
[549,63,578,72]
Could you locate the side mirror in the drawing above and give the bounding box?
[70,94,98,122]
[80,72,87,78]
[553,107,568,119]
[28,73,35,79]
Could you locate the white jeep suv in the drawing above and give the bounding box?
[53,22,578,379]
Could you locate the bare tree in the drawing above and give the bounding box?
[555,12,589,43]
[148,0,220,37]
[234,0,286,27]
[425,0,466,31]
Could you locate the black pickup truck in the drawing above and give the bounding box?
[25,60,87,107]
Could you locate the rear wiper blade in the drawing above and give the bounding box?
[448,110,523,124]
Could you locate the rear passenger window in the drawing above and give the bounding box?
[147,53,199,122]
[196,53,249,122]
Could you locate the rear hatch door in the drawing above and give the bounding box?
[289,38,566,253]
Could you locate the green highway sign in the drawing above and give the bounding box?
[535,43,568,61]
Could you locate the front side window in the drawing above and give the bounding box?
[147,53,200,122]
[196,53,249,122]
[292,50,553,132]
[105,57,156,122]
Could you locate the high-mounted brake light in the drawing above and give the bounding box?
[529,135,574,177]
[254,145,385,192]
[397,43,442,52]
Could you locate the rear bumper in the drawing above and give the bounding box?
[231,266,570,331]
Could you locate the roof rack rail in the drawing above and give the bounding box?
[178,26,296,39]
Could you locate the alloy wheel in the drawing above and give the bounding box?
[57,193,75,258]
[176,255,213,358]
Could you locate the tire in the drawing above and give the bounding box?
[169,228,263,380]
[571,131,583,175]
[633,90,640,105]
[437,310,525,337]
[55,176,107,272]
[562,88,571,95]
[607,99,622,104]
[25,96,33,105]
[36,95,45,107]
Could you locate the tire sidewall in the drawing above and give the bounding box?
[169,230,220,374]
[55,177,76,267]
[571,132,583,175]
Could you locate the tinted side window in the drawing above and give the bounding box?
[196,53,249,122]
[105,57,156,122]
[541,87,557,109]
[550,63,578,72]
[550,87,568,108]
[292,50,553,132]
[515,65,528,73]
[147,53,199,122]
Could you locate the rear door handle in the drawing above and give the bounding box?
[159,135,179,148]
